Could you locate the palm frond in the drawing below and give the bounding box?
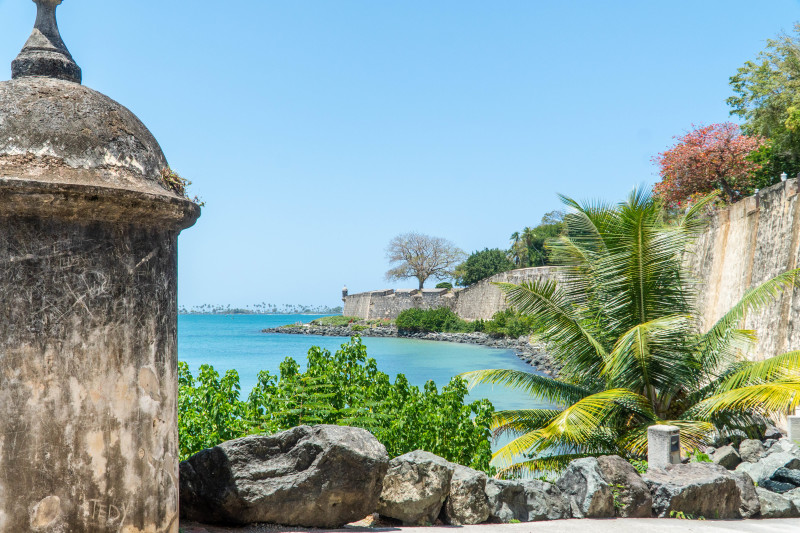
[700,269,800,369]
[714,351,800,392]
[459,369,590,406]
[490,409,561,439]
[686,379,800,418]
[496,280,608,382]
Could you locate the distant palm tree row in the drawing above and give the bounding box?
[179,303,343,315]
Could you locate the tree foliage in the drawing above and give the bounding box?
[385,232,465,289]
[728,24,800,183]
[462,189,800,477]
[509,212,564,268]
[653,123,765,206]
[455,248,515,286]
[178,337,494,472]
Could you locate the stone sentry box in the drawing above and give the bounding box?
[0,2,199,532]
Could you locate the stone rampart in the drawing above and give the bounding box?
[345,178,800,359]
[343,267,563,321]
[688,178,800,360]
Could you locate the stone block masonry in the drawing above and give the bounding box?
[346,178,800,360]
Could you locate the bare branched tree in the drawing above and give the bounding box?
[385,232,465,289]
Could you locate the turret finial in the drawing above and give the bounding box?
[12,0,82,83]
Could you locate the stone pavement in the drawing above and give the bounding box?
[182,518,800,533]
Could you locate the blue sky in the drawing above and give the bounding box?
[1,1,799,308]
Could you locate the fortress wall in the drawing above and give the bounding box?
[345,178,800,359]
[689,179,800,359]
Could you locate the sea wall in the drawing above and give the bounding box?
[343,266,565,321]
[344,178,800,359]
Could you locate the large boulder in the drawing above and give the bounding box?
[735,451,800,485]
[712,445,741,470]
[596,455,652,518]
[378,450,453,525]
[442,464,490,525]
[520,480,571,521]
[756,487,800,518]
[732,472,761,519]
[738,439,765,463]
[485,479,526,523]
[179,425,389,528]
[556,457,614,518]
[484,478,570,522]
[643,463,741,519]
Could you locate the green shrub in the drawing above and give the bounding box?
[310,315,360,327]
[395,308,481,333]
[436,282,453,290]
[483,308,534,338]
[178,338,494,472]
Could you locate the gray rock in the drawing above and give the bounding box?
[738,439,765,463]
[756,487,800,518]
[485,479,526,523]
[732,472,761,519]
[783,487,800,509]
[712,445,741,470]
[520,480,571,521]
[378,450,453,525]
[596,455,652,517]
[179,425,389,528]
[442,464,490,525]
[643,463,741,519]
[762,479,797,494]
[556,457,614,518]
[765,427,783,440]
[772,467,800,488]
[764,437,800,458]
[735,452,800,484]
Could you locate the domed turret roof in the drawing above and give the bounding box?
[0,77,173,197]
[0,0,198,227]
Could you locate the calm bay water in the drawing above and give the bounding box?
[177,314,547,414]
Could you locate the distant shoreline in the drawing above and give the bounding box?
[263,323,558,375]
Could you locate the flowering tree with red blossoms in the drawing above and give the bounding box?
[653,123,766,206]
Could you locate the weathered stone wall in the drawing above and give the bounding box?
[346,178,800,359]
[0,218,181,532]
[688,178,800,360]
[343,268,562,321]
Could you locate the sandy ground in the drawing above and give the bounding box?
[180,517,800,533]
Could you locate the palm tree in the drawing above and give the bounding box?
[462,189,800,477]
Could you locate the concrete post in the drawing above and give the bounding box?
[647,425,681,469]
[788,415,800,445]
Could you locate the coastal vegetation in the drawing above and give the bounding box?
[178,337,494,472]
[394,307,534,339]
[462,189,800,477]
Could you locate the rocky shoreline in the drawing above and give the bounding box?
[262,324,558,375]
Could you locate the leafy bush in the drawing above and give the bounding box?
[309,315,360,327]
[395,307,482,333]
[178,338,494,472]
[483,309,534,339]
[436,282,453,290]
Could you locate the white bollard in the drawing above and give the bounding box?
[648,425,681,469]
[788,415,800,445]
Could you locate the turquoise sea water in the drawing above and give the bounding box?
[177,314,547,414]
